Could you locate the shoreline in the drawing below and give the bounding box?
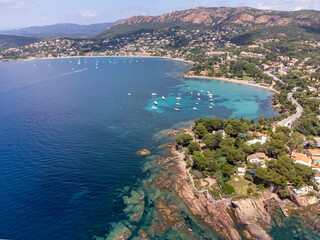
[11,55,194,65]
[183,75,280,94]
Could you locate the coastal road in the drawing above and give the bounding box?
[264,71,285,85]
[278,87,303,128]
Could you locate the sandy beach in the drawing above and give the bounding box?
[183,75,280,94]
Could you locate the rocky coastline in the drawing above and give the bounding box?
[168,146,319,240]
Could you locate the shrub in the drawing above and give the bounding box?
[247,187,254,195]
[210,189,221,199]
[221,183,235,194]
[244,173,253,182]
[257,184,266,191]
[279,189,289,198]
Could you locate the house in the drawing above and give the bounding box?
[307,149,320,164]
[240,51,266,59]
[292,153,312,167]
[247,152,267,167]
[237,167,246,176]
[200,71,209,76]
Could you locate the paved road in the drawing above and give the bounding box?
[278,87,303,128]
[264,71,285,85]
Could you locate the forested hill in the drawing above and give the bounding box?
[96,7,320,43]
[0,35,41,51]
[0,22,117,40]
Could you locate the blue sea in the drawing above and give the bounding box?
[0,57,279,239]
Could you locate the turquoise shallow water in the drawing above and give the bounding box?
[0,57,278,239]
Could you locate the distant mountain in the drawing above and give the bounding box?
[0,22,118,39]
[96,7,320,43]
[0,34,41,51]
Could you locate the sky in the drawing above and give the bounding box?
[0,0,319,30]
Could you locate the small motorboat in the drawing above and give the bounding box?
[152,93,157,96]
[197,98,201,101]
[174,108,180,111]
[209,106,213,109]
[154,101,158,105]
[151,106,157,110]
[176,97,182,100]
[193,107,198,110]
[162,96,166,100]
[176,102,180,105]
[128,93,131,96]
[195,102,199,105]
[197,93,200,96]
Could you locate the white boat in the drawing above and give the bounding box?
[78,60,81,65]
[209,106,213,109]
[193,107,198,110]
[197,93,200,96]
[200,90,204,93]
[176,102,180,105]
[210,102,214,105]
[96,66,98,69]
[190,92,193,94]
[128,93,131,96]
[197,98,201,101]
[33,64,36,67]
[209,95,213,99]
[195,102,199,105]
[162,96,166,100]
[207,91,210,94]
[176,97,181,100]
[151,106,157,110]
[154,101,158,105]
[174,108,180,111]
[152,93,157,96]
[210,99,214,102]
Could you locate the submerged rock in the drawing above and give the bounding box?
[137,149,151,156]
[105,222,132,240]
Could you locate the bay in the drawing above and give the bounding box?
[0,57,276,239]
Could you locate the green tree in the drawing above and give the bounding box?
[194,124,208,139]
[192,151,207,171]
[225,147,245,164]
[188,142,201,154]
[175,133,193,147]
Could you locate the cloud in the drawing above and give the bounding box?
[255,0,320,11]
[66,10,98,18]
[0,0,35,10]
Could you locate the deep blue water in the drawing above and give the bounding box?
[0,57,276,239]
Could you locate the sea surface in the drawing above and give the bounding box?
[0,57,278,239]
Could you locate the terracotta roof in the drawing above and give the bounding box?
[294,154,312,164]
[247,154,257,160]
[307,149,320,155]
[256,152,266,158]
[247,153,266,160]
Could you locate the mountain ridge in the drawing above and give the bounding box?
[96,6,320,41]
[0,22,118,39]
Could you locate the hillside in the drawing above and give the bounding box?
[0,22,118,40]
[0,34,41,51]
[96,7,320,43]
